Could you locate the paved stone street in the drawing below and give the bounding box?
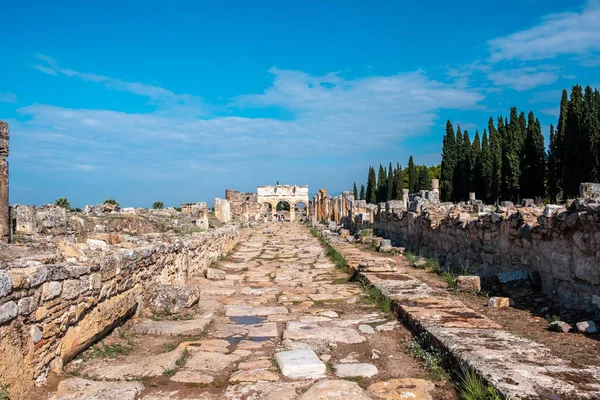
[49,222,453,400]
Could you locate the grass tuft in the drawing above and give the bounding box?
[442,270,458,289]
[88,340,133,359]
[0,382,9,400]
[175,348,190,368]
[361,287,392,313]
[456,368,502,400]
[405,339,449,382]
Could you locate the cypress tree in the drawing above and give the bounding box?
[440,120,457,202]
[582,85,599,183]
[503,108,521,202]
[407,156,417,194]
[418,165,431,190]
[366,167,377,204]
[563,85,584,198]
[554,89,569,199]
[386,163,394,201]
[547,124,559,202]
[359,184,365,201]
[521,111,546,199]
[456,130,472,200]
[480,130,492,203]
[471,130,481,196]
[377,164,387,203]
[353,182,358,200]
[393,162,404,199]
[488,118,502,204]
[452,125,463,201]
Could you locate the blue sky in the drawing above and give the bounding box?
[1,0,599,207]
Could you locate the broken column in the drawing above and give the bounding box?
[469,192,476,201]
[429,179,440,202]
[0,121,8,243]
[402,189,409,209]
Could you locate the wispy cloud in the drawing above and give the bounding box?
[488,0,600,62]
[0,92,17,103]
[33,54,207,114]
[487,66,560,91]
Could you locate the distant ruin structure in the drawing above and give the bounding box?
[214,185,309,222]
[0,121,9,243]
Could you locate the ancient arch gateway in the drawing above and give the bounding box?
[257,185,309,221]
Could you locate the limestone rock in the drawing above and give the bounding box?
[487,297,511,308]
[229,369,280,383]
[358,258,397,272]
[0,270,12,298]
[170,370,213,384]
[275,348,326,379]
[576,320,598,334]
[49,378,144,400]
[206,268,226,280]
[549,321,572,333]
[283,321,365,344]
[334,363,378,378]
[146,285,200,313]
[298,380,371,400]
[358,324,375,334]
[185,351,241,372]
[367,378,435,400]
[456,276,481,292]
[225,305,288,317]
[0,301,17,324]
[132,314,212,336]
[86,238,109,251]
[318,310,339,318]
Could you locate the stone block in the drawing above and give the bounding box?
[334,363,378,378]
[358,258,397,272]
[18,296,37,315]
[146,285,200,313]
[548,321,572,333]
[42,281,62,300]
[30,325,42,343]
[0,301,17,324]
[205,268,226,280]
[456,276,481,292]
[86,238,109,251]
[576,320,597,334]
[487,297,511,308]
[275,348,326,379]
[0,270,12,298]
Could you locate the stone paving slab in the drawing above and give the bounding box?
[49,378,144,400]
[131,313,213,335]
[274,348,326,379]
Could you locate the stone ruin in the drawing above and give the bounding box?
[311,179,600,317]
[214,185,310,223]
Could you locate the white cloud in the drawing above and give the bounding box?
[488,0,600,62]
[0,92,17,103]
[14,65,484,180]
[33,54,207,114]
[487,67,560,91]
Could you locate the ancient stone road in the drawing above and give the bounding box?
[49,223,448,400]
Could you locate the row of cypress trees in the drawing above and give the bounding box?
[441,85,600,204]
[353,157,438,204]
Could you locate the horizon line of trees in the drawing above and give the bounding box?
[353,158,440,204]
[440,84,600,204]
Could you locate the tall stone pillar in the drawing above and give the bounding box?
[469,192,476,201]
[402,189,409,209]
[0,121,9,243]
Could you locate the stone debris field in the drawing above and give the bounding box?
[44,223,456,400]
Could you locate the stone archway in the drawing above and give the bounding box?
[257,185,309,222]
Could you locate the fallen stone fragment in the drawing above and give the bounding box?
[487,297,511,308]
[548,321,572,333]
[371,349,381,359]
[576,320,598,334]
[298,379,371,400]
[334,363,378,378]
[413,259,427,268]
[275,348,326,379]
[375,321,397,332]
[318,310,339,318]
[49,378,144,400]
[368,378,435,400]
[229,369,280,382]
[358,324,375,334]
[205,267,226,280]
[456,276,481,292]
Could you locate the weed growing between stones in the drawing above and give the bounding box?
[162,368,176,377]
[442,270,458,289]
[456,368,501,400]
[162,342,177,353]
[310,227,348,271]
[405,338,450,382]
[175,348,190,368]
[87,340,133,359]
[0,382,9,400]
[361,287,392,313]
[150,307,172,321]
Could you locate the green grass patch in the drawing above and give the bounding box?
[405,251,416,263]
[456,368,501,400]
[150,307,172,321]
[442,270,458,289]
[310,227,348,271]
[0,383,9,400]
[405,339,450,382]
[163,368,176,377]
[175,348,190,368]
[162,342,177,353]
[87,340,133,359]
[424,258,441,273]
[361,287,392,313]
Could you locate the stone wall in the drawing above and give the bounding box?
[371,199,600,317]
[214,198,231,223]
[225,189,259,221]
[0,121,8,243]
[0,225,238,397]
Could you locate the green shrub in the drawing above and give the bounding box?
[152,201,164,209]
[104,198,119,207]
[442,270,458,288]
[424,258,440,273]
[55,197,71,210]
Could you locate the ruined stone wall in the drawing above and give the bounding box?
[225,189,259,221]
[214,198,231,223]
[0,226,238,398]
[372,201,600,316]
[0,121,8,243]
